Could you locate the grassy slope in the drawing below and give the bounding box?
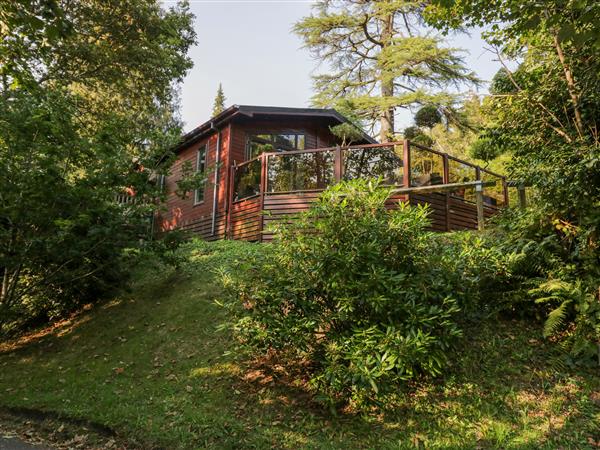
[0,240,599,449]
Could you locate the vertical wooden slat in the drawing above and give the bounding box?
[503,178,510,206]
[518,183,527,208]
[443,154,450,231]
[442,154,449,184]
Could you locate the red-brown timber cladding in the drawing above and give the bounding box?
[160,117,338,240]
[233,191,498,243]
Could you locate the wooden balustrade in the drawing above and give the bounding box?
[228,140,510,241]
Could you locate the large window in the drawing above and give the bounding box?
[194,144,207,204]
[246,133,305,159]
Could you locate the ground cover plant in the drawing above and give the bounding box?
[0,239,599,449]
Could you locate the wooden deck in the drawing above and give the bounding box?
[227,140,508,242]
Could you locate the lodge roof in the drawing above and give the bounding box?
[175,104,376,151]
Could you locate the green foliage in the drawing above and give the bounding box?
[412,133,435,148]
[402,125,433,147]
[489,68,517,95]
[329,122,365,146]
[0,0,196,333]
[530,275,600,366]
[402,126,420,140]
[414,104,442,129]
[480,208,600,366]
[426,0,600,51]
[469,135,504,163]
[221,180,467,407]
[427,0,600,366]
[212,83,226,117]
[294,0,479,141]
[174,159,210,199]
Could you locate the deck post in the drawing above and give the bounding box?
[258,153,267,243]
[442,154,449,184]
[334,145,342,182]
[402,140,411,188]
[517,183,527,208]
[475,181,485,231]
[443,154,450,231]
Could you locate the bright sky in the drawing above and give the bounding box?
[166,1,502,133]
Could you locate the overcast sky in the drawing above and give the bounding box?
[165,1,502,133]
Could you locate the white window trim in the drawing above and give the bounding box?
[194,144,208,205]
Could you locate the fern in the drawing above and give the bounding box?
[543,299,571,338]
[529,279,580,338]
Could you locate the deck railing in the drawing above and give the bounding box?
[231,140,508,207]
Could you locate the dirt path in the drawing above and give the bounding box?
[0,437,51,450]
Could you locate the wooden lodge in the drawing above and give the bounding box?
[159,105,508,242]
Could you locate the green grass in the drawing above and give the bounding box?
[1,240,599,449]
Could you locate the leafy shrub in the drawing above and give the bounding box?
[489,207,600,366]
[221,179,465,408]
[430,231,519,318]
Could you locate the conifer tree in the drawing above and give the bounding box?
[212,83,226,116]
[294,1,479,142]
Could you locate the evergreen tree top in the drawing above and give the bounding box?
[212,83,226,117]
[294,0,479,142]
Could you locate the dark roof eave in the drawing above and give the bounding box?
[174,105,376,151]
[173,105,242,152]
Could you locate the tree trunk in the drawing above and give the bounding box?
[380,79,395,143]
[553,32,584,139]
[0,266,8,304]
[379,12,394,143]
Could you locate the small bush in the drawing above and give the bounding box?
[489,208,600,366]
[221,179,465,407]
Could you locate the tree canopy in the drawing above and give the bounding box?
[294,0,479,142]
[0,0,196,333]
[427,0,600,363]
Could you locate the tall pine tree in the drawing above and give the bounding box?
[212,83,226,116]
[294,1,479,142]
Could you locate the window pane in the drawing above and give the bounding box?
[343,145,404,185]
[197,148,206,172]
[247,133,306,159]
[448,158,477,202]
[247,140,274,159]
[195,145,207,203]
[233,158,262,201]
[267,150,334,192]
[410,147,444,187]
[274,134,296,150]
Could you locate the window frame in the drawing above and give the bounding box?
[194,143,208,205]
